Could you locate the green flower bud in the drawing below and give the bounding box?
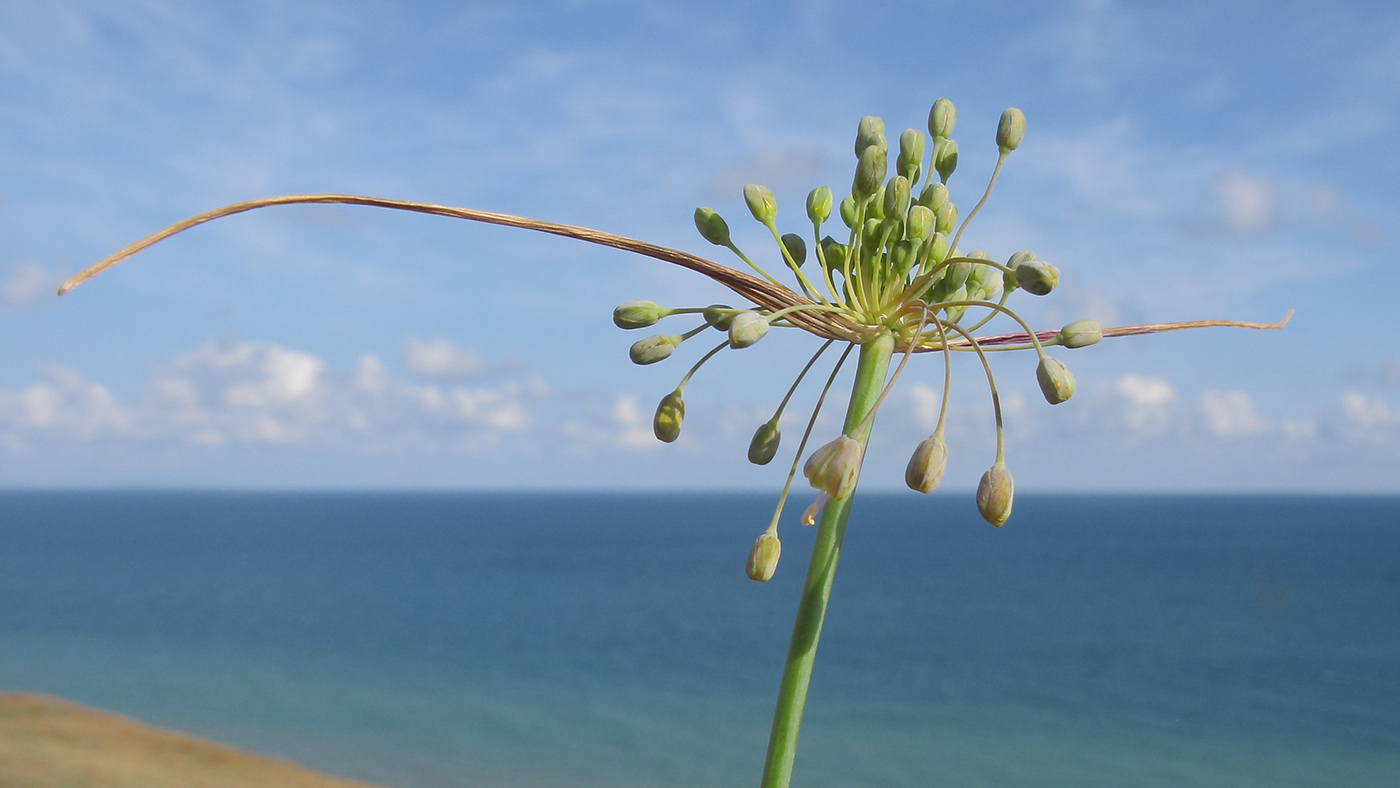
[613,300,664,329]
[629,334,681,365]
[1036,356,1076,404]
[806,186,833,225]
[974,265,1003,300]
[883,175,911,221]
[746,532,781,582]
[855,115,887,156]
[944,260,972,291]
[861,217,882,249]
[1003,250,1036,292]
[934,138,959,182]
[934,199,958,235]
[928,98,956,139]
[839,194,860,229]
[853,145,887,198]
[744,183,777,227]
[976,465,1014,526]
[926,231,950,265]
[997,107,1026,152]
[728,310,769,348]
[653,390,685,443]
[803,435,864,500]
[866,192,885,220]
[891,240,916,275]
[905,434,949,493]
[1014,260,1060,296]
[879,217,903,249]
[897,128,925,181]
[694,207,731,246]
[821,237,848,271]
[942,284,969,323]
[1007,249,1037,267]
[703,304,735,330]
[906,205,934,241]
[780,233,807,267]
[748,420,781,465]
[917,181,949,212]
[1057,319,1103,349]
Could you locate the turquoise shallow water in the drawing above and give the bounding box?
[1,492,1397,787]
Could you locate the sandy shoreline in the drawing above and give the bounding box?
[0,692,385,788]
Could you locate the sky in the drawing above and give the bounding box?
[1,0,1397,492]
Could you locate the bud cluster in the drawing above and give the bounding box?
[610,98,1111,575]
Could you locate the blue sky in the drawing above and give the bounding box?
[1,0,1396,492]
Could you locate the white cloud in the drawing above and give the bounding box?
[1199,390,1270,436]
[0,364,133,440]
[0,338,545,452]
[1115,374,1176,434]
[1334,392,1399,445]
[2,263,58,305]
[1211,170,1279,234]
[613,394,657,450]
[403,337,489,378]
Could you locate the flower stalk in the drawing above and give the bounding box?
[761,331,893,788]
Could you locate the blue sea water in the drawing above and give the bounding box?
[0,492,1397,787]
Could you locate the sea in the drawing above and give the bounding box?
[1,492,1396,788]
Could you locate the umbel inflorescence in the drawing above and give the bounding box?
[607,100,1282,583]
[57,95,1287,788]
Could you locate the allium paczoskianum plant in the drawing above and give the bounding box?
[57,97,1291,788]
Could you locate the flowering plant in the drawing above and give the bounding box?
[60,97,1286,788]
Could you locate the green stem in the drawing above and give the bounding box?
[759,330,896,788]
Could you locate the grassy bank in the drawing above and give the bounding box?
[0,693,384,788]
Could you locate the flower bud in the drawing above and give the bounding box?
[728,310,769,349]
[855,115,887,156]
[839,194,860,229]
[976,465,1014,526]
[1003,250,1036,292]
[996,107,1026,152]
[942,284,969,323]
[703,304,734,330]
[944,260,972,291]
[928,98,956,139]
[905,434,949,493]
[1057,319,1102,349]
[1014,260,1060,296]
[613,300,664,329]
[694,207,731,246]
[897,128,925,181]
[820,237,848,271]
[780,233,807,267]
[926,232,950,265]
[883,175,911,221]
[917,181,949,212]
[890,240,915,275]
[803,435,864,499]
[653,390,685,443]
[975,267,1003,300]
[746,532,781,582]
[906,205,934,241]
[806,186,833,225]
[853,145,887,198]
[934,138,959,182]
[748,420,781,465]
[1036,356,1076,404]
[744,184,777,227]
[1007,249,1037,267]
[629,334,681,365]
[934,199,958,235]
